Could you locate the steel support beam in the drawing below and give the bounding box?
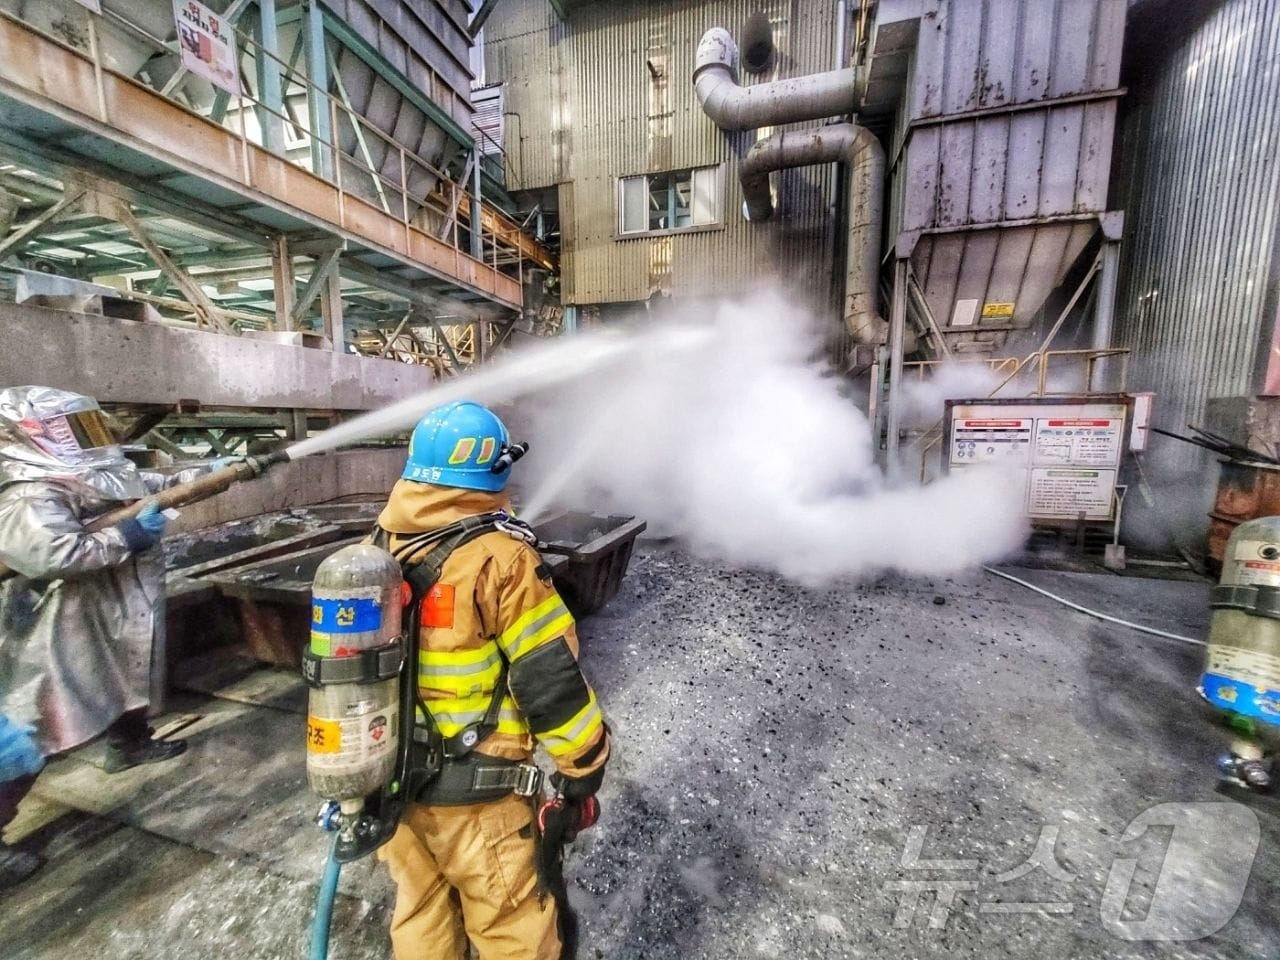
[378,311,414,358]
[439,152,475,240]
[271,234,295,330]
[320,266,344,352]
[1091,212,1124,392]
[906,269,952,361]
[289,408,309,441]
[255,0,285,154]
[0,133,269,246]
[304,1,333,179]
[431,320,463,368]
[339,261,483,321]
[470,150,483,260]
[326,44,390,213]
[108,198,235,333]
[885,256,909,478]
[290,242,343,327]
[0,187,85,260]
[469,0,503,36]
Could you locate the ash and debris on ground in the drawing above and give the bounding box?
[3,542,1278,960]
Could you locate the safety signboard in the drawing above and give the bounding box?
[944,397,1131,521]
[173,0,240,95]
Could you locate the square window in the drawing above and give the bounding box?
[618,166,722,237]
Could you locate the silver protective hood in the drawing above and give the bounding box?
[0,385,145,501]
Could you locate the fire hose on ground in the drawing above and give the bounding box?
[982,565,1205,648]
[310,836,343,960]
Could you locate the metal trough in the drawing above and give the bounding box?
[178,509,646,667]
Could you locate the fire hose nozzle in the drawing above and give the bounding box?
[246,449,292,477]
[491,441,529,474]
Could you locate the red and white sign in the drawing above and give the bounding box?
[947,400,1129,521]
[173,0,240,95]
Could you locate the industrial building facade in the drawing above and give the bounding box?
[483,0,844,314]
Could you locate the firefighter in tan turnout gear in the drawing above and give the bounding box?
[373,400,610,960]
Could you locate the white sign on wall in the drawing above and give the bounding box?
[945,399,1130,521]
[173,0,240,95]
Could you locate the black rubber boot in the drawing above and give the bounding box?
[0,841,44,888]
[103,737,187,775]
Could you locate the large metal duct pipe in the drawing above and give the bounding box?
[740,12,775,74]
[739,124,889,346]
[694,27,856,131]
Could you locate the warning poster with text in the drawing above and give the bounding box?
[1027,468,1117,520]
[1033,418,1123,467]
[946,399,1129,522]
[173,0,240,95]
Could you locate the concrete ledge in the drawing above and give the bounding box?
[0,304,434,410]
[173,448,402,531]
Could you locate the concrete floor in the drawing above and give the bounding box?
[2,543,1277,959]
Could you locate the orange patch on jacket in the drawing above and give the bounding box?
[423,583,456,628]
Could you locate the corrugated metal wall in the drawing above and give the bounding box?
[884,0,1125,352]
[1112,0,1280,467]
[897,0,1124,231]
[484,0,840,307]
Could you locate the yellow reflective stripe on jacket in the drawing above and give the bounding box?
[415,695,530,738]
[498,593,574,661]
[537,691,604,758]
[418,641,503,697]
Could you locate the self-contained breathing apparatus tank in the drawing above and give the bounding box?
[305,544,405,809]
[1202,516,1280,791]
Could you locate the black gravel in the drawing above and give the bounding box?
[4,542,1278,960]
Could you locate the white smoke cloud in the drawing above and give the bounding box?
[508,292,1028,584]
[898,362,1005,429]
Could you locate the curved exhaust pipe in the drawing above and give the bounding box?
[739,124,891,347]
[694,27,857,131]
[740,12,775,75]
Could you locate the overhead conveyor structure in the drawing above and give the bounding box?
[0,2,556,370]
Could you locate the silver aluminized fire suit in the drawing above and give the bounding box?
[0,386,203,755]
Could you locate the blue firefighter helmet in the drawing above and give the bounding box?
[402,400,513,492]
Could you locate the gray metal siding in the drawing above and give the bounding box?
[884,0,1125,349]
[485,0,839,306]
[1113,0,1280,465]
[895,0,1124,233]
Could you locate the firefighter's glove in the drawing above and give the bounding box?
[0,715,44,782]
[118,503,167,552]
[539,770,604,843]
[537,794,600,844]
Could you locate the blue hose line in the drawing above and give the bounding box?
[310,836,342,960]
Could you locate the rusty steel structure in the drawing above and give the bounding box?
[0,0,559,458]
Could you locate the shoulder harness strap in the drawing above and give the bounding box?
[395,513,513,764]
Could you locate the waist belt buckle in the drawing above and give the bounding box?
[513,763,543,797]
